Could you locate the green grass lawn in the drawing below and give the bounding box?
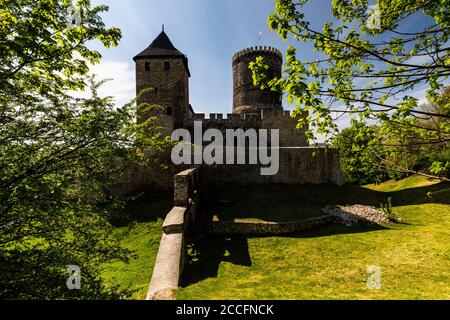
[101,193,172,300]
[177,176,450,300]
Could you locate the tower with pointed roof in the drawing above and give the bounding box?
[133,29,191,132]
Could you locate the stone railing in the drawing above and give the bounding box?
[146,167,202,300]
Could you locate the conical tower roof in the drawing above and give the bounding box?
[133,30,190,76]
[133,31,185,59]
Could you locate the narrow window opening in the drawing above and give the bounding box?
[167,107,173,116]
[145,62,150,71]
[164,61,171,71]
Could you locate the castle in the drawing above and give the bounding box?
[129,30,343,190]
[133,29,308,147]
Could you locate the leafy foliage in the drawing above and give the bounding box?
[252,0,450,180]
[0,0,167,299]
[333,98,449,184]
[0,0,121,100]
[333,119,390,184]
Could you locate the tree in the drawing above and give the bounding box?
[333,119,390,184]
[377,86,450,180]
[0,0,120,99]
[334,86,450,184]
[250,0,450,180]
[0,0,165,299]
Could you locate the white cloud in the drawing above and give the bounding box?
[70,59,135,108]
[90,60,135,107]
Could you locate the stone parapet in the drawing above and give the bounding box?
[146,167,202,300]
[232,46,282,64]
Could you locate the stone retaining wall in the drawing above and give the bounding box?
[207,215,334,236]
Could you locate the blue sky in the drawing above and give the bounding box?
[89,0,438,135]
[90,0,337,113]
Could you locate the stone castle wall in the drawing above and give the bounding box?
[203,147,344,186]
[146,168,202,300]
[111,147,344,195]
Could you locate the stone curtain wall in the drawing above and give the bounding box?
[203,147,345,186]
[108,148,193,196]
[146,167,201,300]
[111,146,344,195]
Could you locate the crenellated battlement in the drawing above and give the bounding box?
[232,46,283,114]
[189,109,292,122]
[182,109,308,147]
[232,46,282,64]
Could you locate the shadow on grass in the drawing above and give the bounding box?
[387,182,450,205]
[204,181,450,223]
[181,235,252,287]
[285,223,388,239]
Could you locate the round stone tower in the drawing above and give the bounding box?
[232,46,283,114]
